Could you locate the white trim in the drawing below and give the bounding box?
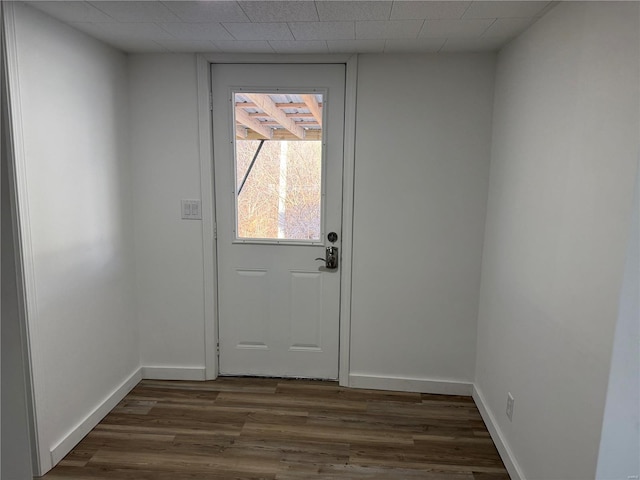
[3,2,46,474]
[349,373,473,396]
[201,53,352,65]
[49,366,206,468]
[473,385,526,480]
[338,54,358,387]
[141,366,206,381]
[49,368,142,466]
[196,54,218,381]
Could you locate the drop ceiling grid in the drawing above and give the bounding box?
[26,0,556,54]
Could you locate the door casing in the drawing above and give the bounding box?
[195,53,358,385]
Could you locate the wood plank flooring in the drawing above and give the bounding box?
[39,378,509,480]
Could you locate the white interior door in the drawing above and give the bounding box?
[212,64,345,379]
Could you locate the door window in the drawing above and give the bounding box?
[233,92,324,242]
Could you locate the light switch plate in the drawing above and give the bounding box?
[181,199,202,220]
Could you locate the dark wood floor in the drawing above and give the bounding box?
[40,377,509,479]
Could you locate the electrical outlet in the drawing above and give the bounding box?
[506,392,514,421]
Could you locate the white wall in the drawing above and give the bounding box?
[11,3,139,473]
[127,53,495,390]
[129,54,206,375]
[475,3,639,479]
[349,54,495,391]
[597,167,639,480]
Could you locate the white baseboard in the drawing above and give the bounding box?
[49,367,142,466]
[473,385,525,480]
[141,366,206,381]
[47,366,205,469]
[348,373,473,396]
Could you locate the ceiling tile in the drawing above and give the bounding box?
[158,22,234,41]
[71,22,175,41]
[154,39,219,53]
[211,40,275,53]
[238,1,319,22]
[289,21,355,40]
[106,38,169,53]
[162,1,250,23]
[223,22,294,41]
[326,39,385,53]
[440,36,508,52]
[482,17,537,38]
[67,28,169,52]
[27,1,115,23]
[88,1,180,22]
[390,1,471,20]
[463,1,550,19]
[537,2,561,18]
[269,40,329,54]
[384,37,446,53]
[316,1,392,21]
[30,0,556,54]
[419,18,494,38]
[356,20,423,39]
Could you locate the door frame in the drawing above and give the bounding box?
[3,2,43,474]
[196,53,358,386]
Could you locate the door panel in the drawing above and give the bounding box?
[212,64,345,379]
[289,271,323,350]
[234,269,269,349]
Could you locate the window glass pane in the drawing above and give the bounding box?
[234,92,323,241]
